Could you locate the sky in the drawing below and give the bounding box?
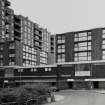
[10,0,105,34]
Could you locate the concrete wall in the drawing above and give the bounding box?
[91,28,102,60]
[99,81,105,89]
[36,49,40,65]
[15,40,23,66]
[92,65,105,78]
[3,42,9,66]
[65,32,74,62]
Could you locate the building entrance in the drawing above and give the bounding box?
[68,82,73,89]
[93,81,99,89]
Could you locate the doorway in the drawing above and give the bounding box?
[93,81,99,89]
[68,82,73,89]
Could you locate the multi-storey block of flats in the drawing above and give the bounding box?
[56,28,105,89]
[0,0,51,67]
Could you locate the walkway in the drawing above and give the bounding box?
[46,90,105,105]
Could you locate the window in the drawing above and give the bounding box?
[57,45,65,53]
[9,62,15,66]
[102,29,105,38]
[74,32,91,42]
[31,68,36,72]
[1,1,4,7]
[79,37,87,41]
[2,21,5,25]
[57,58,65,63]
[102,38,105,50]
[0,60,3,66]
[57,35,65,44]
[0,55,3,58]
[9,43,15,49]
[78,32,87,37]
[45,68,51,72]
[74,52,91,62]
[18,69,23,72]
[0,45,3,50]
[5,69,14,77]
[9,54,15,57]
[57,54,65,63]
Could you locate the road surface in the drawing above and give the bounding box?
[47,90,105,105]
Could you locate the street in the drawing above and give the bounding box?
[47,90,105,105]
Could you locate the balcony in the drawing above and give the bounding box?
[34,42,42,49]
[5,17,11,24]
[14,35,21,41]
[14,15,21,26]
[34,38,42,43]
[14,22,21,27]
[5,0,11,7]
[14,29,21,34]
[5,7,11,16]
[5,29,10,34]
[34,31,42,37]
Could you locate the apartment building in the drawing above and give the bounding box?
[0,0,52,67]
[55,28,105,89]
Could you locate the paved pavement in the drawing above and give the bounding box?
[46,89,105,105]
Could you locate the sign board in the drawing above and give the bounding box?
[75,71,90,76]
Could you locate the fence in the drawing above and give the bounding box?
[0,94,54,105]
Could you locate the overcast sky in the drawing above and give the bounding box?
[10,0,105,34]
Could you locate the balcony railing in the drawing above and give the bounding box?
[5,0,11,7]
[5,7,12,15]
